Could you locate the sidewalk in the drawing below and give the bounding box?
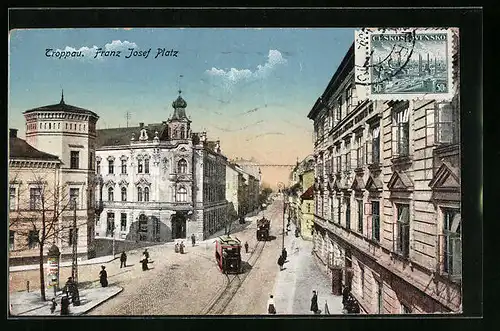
[271,224,343,315]
[9,255,120,273]
[9,285,123,317]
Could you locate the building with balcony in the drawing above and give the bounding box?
[9,93,100,264]
[307,43,461,314]
[94,91,228,243]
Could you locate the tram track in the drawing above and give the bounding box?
[203,239,267,315]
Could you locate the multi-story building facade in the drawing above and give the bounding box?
[11,94,100,261]
[298,159,315,240]
[307,44,461,314]
[226,162,260,222]
[95,91,228,243]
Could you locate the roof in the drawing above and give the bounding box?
[96,123,165,148]
[9,137,61,161]
[23,94,98,118]
[217,235,241,246]
[300,185,314,200]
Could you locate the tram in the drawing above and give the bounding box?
[256,217,270,241]
[215,235,242,274]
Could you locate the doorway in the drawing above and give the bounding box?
[171,213,186,239]
[138,214,148,241]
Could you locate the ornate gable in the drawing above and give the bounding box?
[105,179,116,187]
[118,179,129,187]
[135,177,151,186]
[350,176,365,191]
[429,162,460,190]
[365,175,383,192]
[387,171,413,191]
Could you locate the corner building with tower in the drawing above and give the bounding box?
[95,91,228,243]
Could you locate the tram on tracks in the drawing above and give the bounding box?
[215,235,242,274]
[256,217,270,241]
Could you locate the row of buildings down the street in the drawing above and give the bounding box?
[9,91,261,265]
[305,43,461,314]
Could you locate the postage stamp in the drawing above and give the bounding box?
[355,28,457,100]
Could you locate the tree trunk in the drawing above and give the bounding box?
[39,244,46,301]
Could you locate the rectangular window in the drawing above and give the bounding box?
[372,201,381,242]
[338,96,343,119]
[9,230,15,251]
[28,230,39,249]
[70,151,80,169]
[120,213,127,231]
[106,212,115,237]
[395,107,410,156]
[345,198,351,230]
[69,188,79,209]
[9,187,16,211]
[89,151,94,170]
[336,155,341,173]
[345,141,351,171]
[372,126,381,164]
[435,102,459,144]
[138,160,143,173]
[442,209,462,280]
[356,134,364,168]
[145,159,150,174]
[97,160,101,174]
[396,204,410,258]
[108,160,114,174]
[337,198,342,224]
[357,200,363,233]
[69,228,78,246]
[121,159,127,174]
[346,85,353,113]
[29,187,42,210]
[330,197,334,222]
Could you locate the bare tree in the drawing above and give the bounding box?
[9,170,90,301]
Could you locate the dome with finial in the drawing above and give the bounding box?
[172,90,187,109]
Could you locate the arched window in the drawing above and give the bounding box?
[177,159,187,174]
[58,123,60,129]
[138,159,143,173]
[49,123,51,129]
[44,123,47,129]
[79,124,82,131]
[144,158,150,174]
[137,187,143,202]
[121,187,127,201]
[176,186,187,202]
[40,123,42,129]
[180,126,185,139]
[144,187,150,202]
[108,187,114,201]
[173,128,178,138]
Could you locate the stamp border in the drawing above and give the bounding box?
[355,28,458,101]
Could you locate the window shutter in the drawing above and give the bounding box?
[450,235,462,280]
[392,222,397,252]
[367,215,372,239]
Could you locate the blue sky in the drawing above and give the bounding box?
[9,28,355,165]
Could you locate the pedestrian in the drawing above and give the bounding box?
[310,290,319,314]
[60,296,70,315]
[267,294,277,314]
[191,234,196,247]
[342,285,350,306]
[141,253,149,271]
[244,241,249,253]
[63,277,74,299]
[99,265,108,287]
[50,298,58,314]
[282,248,288,261]
[277,255,285,271]
[175,242,180,253]
[120,251,127,268]
[180,241,185,254]
[143,248,150,260]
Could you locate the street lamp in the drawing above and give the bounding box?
[277,182,286,251]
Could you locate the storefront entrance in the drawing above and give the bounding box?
[171,213,187,239]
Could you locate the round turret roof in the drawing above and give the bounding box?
[172,92,187,109]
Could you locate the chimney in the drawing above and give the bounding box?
[10,128,18,138]
[139,122,144,128]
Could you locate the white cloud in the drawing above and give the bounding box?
[205,49,287,87]
[56,40,137,61]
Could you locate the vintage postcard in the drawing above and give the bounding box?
[8,23,465,317]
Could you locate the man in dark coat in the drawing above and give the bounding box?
[120,251,127,268]
[310,290,319,314]
[342,286,350,306]
[282,248,288,262]
[277,255,285,271]
[244,241,249,253]
[99,265,108,287]
[143,249,150,260]
[191,234,196,247]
